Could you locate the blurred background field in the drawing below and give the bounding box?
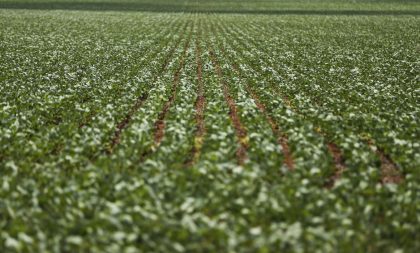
[1,0,419,14]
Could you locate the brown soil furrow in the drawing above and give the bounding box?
[153,26,193,148]
[367,140,403,184]
[184,35,206,166]
[106,30,186,154]
[325,142,346,188]
[209,50,248,165]
[108,93,148,153]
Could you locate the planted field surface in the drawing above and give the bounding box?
[1,1,420,252]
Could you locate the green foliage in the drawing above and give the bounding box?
[0,2,419,252]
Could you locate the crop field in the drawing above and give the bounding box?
[0,0,419,252]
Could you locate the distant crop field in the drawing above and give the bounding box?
[0,0,419,252]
